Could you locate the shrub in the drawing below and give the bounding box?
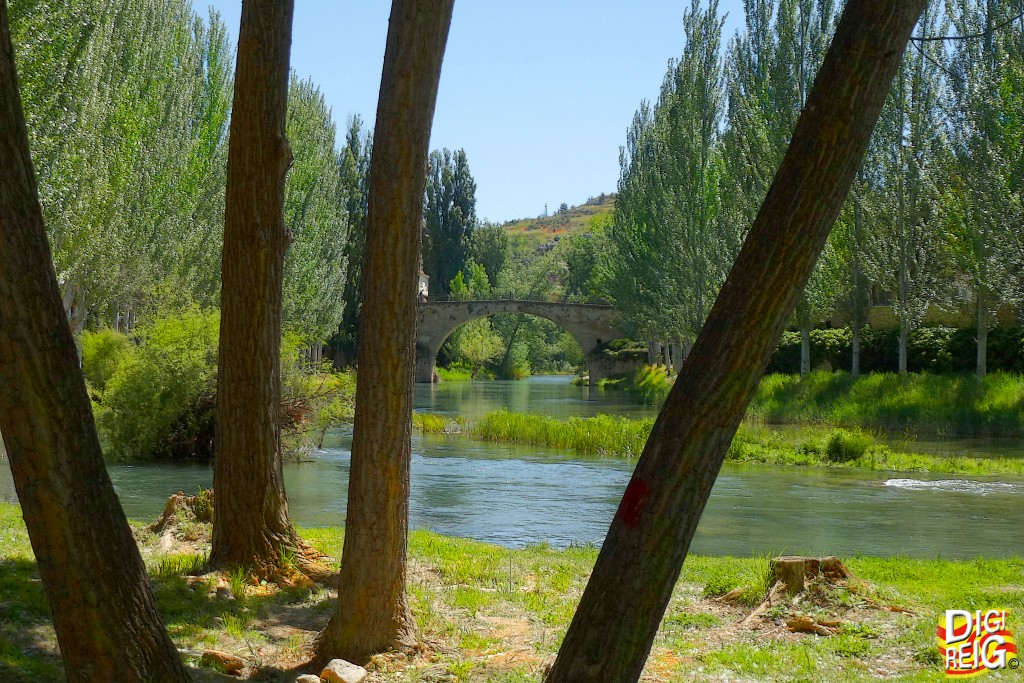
[767,324,1024,375]
[279,332,356,455]
[621,365,672,405]
[97,309,219,461]
[80,328,133,391]
[824,428,873,463]
[96,313,357,461]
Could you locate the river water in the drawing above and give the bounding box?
[1,376,1022,557]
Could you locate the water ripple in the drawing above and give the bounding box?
[884,478,1021,495]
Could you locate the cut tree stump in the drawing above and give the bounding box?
[770,555,853,596]
[149,489,214,534]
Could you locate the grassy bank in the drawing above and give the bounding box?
[601,368,1024,437]
[749,371,1024,436]
[413,409,1024,475]
[0,502,1020,681]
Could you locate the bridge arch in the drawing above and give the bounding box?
[416,300,628,385]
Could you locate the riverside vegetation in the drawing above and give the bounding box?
[414,369,1024,476]
[81,308,355,462]
[0,501,1020,682]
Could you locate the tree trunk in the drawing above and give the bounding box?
[898,316,908,375]
[0,5,189,681]
[545,3,924,682]
[851,324,861,379]
[315,0,454,664]
[210,0,301,574]
[798,298,811,376]
[976,288,987,378]
[851,188,864,379]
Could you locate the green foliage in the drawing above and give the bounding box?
[97,309,220,461]
[768,325,1024,375]
[280,332,357,456]
[282,76,349,342]
[619,364,673,405]
[11,0,236,321]
[824,429,874,463]
[469,223,509,289]
[332,116,373,368]
[10,1,353,340]
[93,312,355,461]
[749,371,1024,437]
[605,0,731,341]
[423,148,477,298]
[80,328,132,391]
[471,410,653,457]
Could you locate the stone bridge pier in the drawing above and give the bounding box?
[415,300,628,385]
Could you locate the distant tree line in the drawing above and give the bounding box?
[601,0,1024,377]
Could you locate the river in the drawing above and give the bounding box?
[1,375,1021,558]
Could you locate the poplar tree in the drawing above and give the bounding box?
[333,116,372,367]
[0,3,188,678]
[863,4,947,374]
[422,147,477,298]
[606,0,729,346]
[210,0,303,575]
[546,3,926,680]
[282,75,348,344]
[944,0,1024,375]
[316,0,455,663]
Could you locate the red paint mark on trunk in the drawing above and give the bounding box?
[618,476,650,529]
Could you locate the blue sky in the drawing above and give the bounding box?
[198,1,745,223]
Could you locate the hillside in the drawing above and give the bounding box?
[501,193,615,245]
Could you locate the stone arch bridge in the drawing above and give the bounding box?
[416,300,628,385]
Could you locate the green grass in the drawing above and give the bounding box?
[413,412,465,434]
[424,409,1024,475]
[437,366,474,382]
[470,409,653,457]
[0,503,1021,682]
[749,371,1024,437]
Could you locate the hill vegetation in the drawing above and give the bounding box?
[500,194,615,249]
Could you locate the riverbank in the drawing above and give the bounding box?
[607,368,1024,438]
[750,371,1024,436]
[414,409,1024,476]
[0,502,1019,681]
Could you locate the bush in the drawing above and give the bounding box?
[767,324,1024,375]
[81,328,133,391]
[97,309,219,461]
[95,312,357,461]
[279,332,356,456]
[824,428,873,463]
[621,364,672,405]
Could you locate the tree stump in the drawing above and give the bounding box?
[770,556,807,595]
[770,555,854,596]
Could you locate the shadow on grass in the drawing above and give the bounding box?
[0,550,340,682]
[0,559,64,682]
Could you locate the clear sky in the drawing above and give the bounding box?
[197,1,745,223]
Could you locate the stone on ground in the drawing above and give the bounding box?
[200,649,244,676]
[320,659,367,683]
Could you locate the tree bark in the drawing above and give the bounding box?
[210,0,301,574]
[976,288,987,377]
[545,3,925,682]
[798,298,811,376]
[315,0,454,664]
[851,324,861,378]
[0,4,188,681]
